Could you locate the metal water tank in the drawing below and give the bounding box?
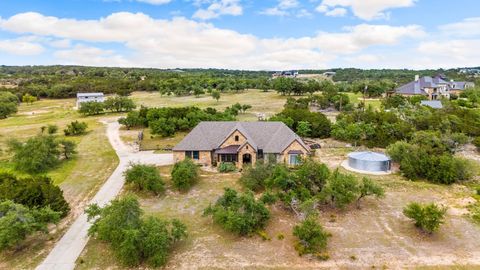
[347,151,391,172]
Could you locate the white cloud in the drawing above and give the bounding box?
[54,44,131,67]
[261,0,306,17]
[0,12,425,69]
[416,39,480,67]
[317,0,416,20]
[192,0,242,20]
[439,17,480,37]
[135,0,172,4]
[325,7,347,17]
[0,38,44,55]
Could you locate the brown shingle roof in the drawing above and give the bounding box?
[173,121,309,153]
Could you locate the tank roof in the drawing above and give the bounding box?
[347,151,390,162]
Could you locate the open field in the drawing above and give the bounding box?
[0,98,119,269]
[76,146,480,269]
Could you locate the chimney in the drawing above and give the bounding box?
[415,75,419,82]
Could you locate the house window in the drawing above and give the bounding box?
[235,135,239,142]
[192,151,200,160]
[257,149,264,160]
[220,154,237,163]
[185,151,192,158]
[289,154,300,166]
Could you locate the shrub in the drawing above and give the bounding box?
[86,195,187,267]
[171,159,199,191]
[47,124,58,134]
[124,163,165,195]
[218,162,237,173]
[0,200,61,251]
[295,159,330,194]
[293,217,330,255]
[0,172,70,217]
[64,121,88,136]
[239,162,273,192]
[203,188,270,236]
[403,202,447,234]
[0,91,19,119]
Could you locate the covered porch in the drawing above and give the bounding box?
[214,145,253,168]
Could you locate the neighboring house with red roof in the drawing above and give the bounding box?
[395,75,474,100]
[173,121,310,169]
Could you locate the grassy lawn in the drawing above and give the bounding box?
[76,161,480,269]
[346,92,382,110]
[0,98,119,269]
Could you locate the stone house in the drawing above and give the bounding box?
[395,75,474,100]
[173,122,310,169]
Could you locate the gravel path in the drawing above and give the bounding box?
[36,119,173,270]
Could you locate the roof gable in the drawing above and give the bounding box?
[173,121,309,153]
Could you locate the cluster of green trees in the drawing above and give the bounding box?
[270,99,331,138]
[119,106,235,137]
[0,200,61,251]
[0,171,70,250]
[0,66,272,99]
[387,131,471,184]
[0,172,70,217]
[332,106,414,147]
[86,195,187,267]
[240,159,384,211]
[79,96,136,116]
[8,130,77,173]
[0,91,19,119]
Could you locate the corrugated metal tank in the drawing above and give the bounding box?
[348,151,391,172]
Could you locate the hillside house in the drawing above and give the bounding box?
[272,70,299,79]
[173,122,310,169]
[395,75,474,100]
[76,92,105,108]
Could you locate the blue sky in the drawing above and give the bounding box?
[0,0,479,70]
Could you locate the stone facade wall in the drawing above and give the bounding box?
[280,140,309,166]
[173,151,212,166]
[221,130,247,148]
[237,143,256,169]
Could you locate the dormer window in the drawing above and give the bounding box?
[235,135,239,142]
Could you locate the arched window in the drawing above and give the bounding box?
[235,135,239,142]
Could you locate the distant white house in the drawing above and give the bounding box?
[76,92,105,108]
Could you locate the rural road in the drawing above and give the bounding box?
[36,119,173,270]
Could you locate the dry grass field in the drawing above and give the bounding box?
[76,150,480,269]
[0,98,119,269]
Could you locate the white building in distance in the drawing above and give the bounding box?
[76,92,105,108]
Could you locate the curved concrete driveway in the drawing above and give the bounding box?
[36,120,173,270]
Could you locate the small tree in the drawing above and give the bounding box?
[47,124,58,135]
[403,202,447,234]
[239,162,273,192]
[320,170,359,209]
[58,139,77,159]
[64,121,88,136]
[211,90,221,102]
[0,200,61,251]
[124,163,165,195]
[293,217,330,256]
[171,159,199,191]
[8,135,61,173]
[203,188,270,236]
[356,177,384,208]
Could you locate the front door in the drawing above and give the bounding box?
[242,153,252,165]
